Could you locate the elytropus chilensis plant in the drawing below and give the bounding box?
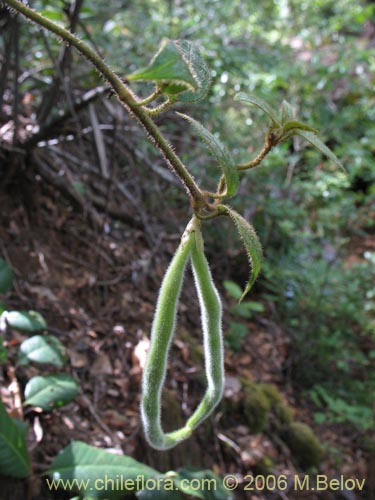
[3,0,344,450]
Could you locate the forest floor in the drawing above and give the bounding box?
[0,183,373,500]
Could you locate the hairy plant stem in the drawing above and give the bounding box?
[237,129,276,171]
[4,0,206,207]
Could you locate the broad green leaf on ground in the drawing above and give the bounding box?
[6,310,47,332]
[49,441,159,499]
[136,480,184,500]
[174,467,232,500]
[18,335,67,367]
[295,130,345,171]
[234,93,281,126]
[0,258,13,294]
[177,113,238,196]
[24,374,79,410]
[0,399,30,478]
[222,206,263,302]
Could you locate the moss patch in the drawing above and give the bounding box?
[242,380,271,433]
[259,383,293,425]
[282,422,324,469]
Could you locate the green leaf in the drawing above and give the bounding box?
[6,310,47,332]
[0,258,13,294]
[128,39,198,92]
[223,206,263,302]
[223,280,243,301]
[137,479,184,500]
[280,100,295,124]
[40,9,65,21]
[49,441,159,499]
[234,92,281,126]
[18,335,67,367]
[230,301,265,319]
[174,467,231,500]
[128,40,211,102]
[282,121,318,134]
[173,40,211,102]
[295,130,345,171]
[24,374,79,410]
[0,399,30,478]
[177,113,239,197]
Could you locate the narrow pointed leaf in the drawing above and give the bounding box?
[177,113,239,197]
[280,100,295,124]
[234,92,281,126]
[18,335,67,367]
[295,130,345,171]
[282,120,318,134]
[127,39,197,92]
[24,374,79,410]
[49,441,159,499]
[224,206,263,302]
[0,399,30,478]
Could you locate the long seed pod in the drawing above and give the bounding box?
[141,218,224,450]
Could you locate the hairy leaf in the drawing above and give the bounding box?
[282,120,318,134]
[174,40,211,102]
[224,206,263,302]
[295,130,345,171]
[177,113,238,197]
[128,39,196,91]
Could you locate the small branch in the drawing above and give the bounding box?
[37,0,84,123]
[24,85,106,149]
[88,102,109,178]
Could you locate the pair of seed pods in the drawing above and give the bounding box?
[141,217,224,450]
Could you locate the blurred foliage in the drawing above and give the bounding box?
[5,0,375,432]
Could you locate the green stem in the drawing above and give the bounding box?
[4,0,205,205]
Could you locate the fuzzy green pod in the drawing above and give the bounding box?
[141,218,224,450]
